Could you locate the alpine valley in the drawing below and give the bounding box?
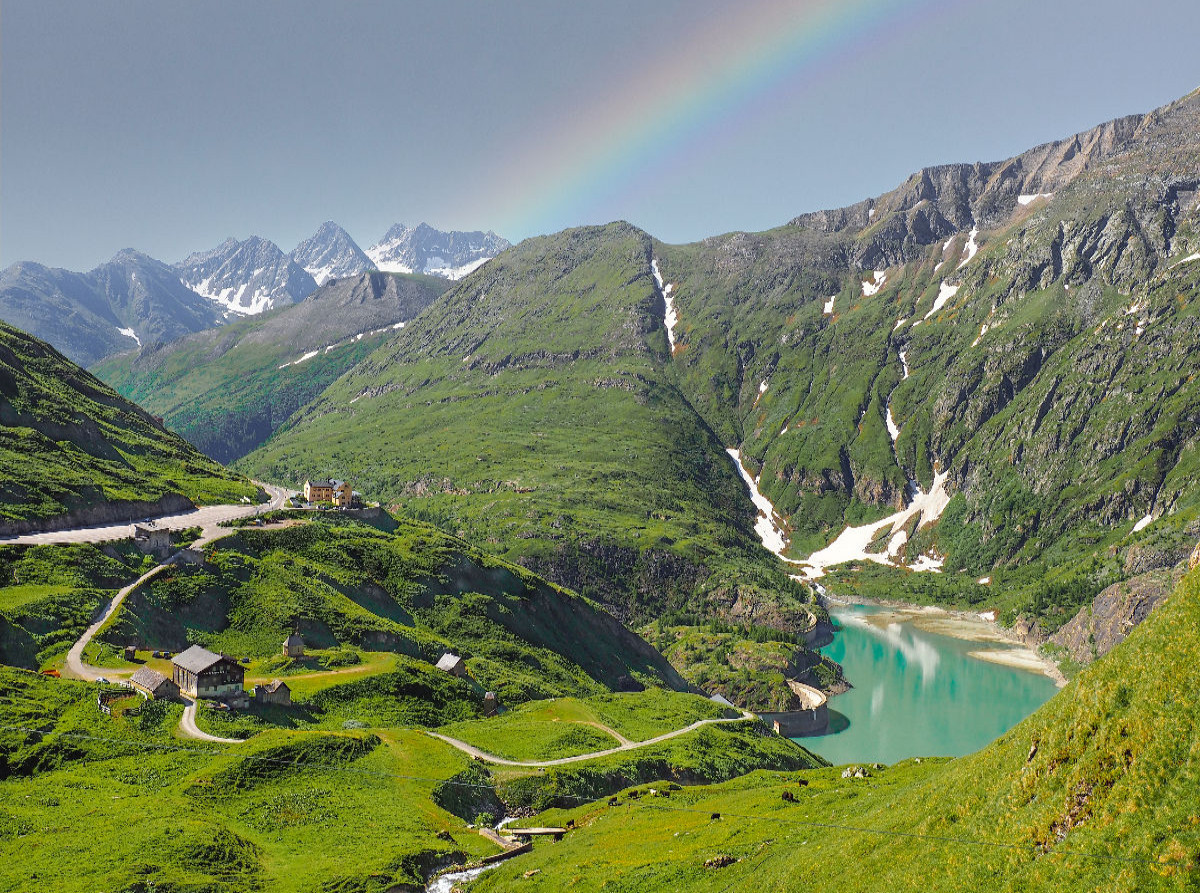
[2,87,1200,893]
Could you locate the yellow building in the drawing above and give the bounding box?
[303,479,353,505]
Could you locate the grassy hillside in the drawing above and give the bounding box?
[239,223,816,626]
[0,543,148,669]
[471,562,1200,892]
[93,270,450,463]
[0,669,822,891]
[0,320,257,524]
[97,513,688,699]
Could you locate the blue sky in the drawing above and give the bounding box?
[2,0,1197,270]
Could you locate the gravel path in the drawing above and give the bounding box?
[179,698,246,744]
[427,711,756,768]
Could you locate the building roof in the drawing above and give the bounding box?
[172,644,228,674]
[306,479,334,488]
[264,679,289,694]
[436,653,464,671]
[129,666,172,692]
[283,633,304,646]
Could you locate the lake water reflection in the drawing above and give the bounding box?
[803,605,1059,766]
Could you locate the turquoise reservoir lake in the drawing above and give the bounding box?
[804,605,1060,766]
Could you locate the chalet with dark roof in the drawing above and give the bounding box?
[171,645,245,700]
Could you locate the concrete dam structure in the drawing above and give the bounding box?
[760,680,829,737]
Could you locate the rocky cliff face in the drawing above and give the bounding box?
[1051,567,1181,667]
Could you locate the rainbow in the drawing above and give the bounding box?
[455,0,960,242]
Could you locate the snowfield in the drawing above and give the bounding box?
[727,448,795,562]
[958,227,980,268]
[924,281,959,319]
[862,270,887,296]
[802,470,951,579]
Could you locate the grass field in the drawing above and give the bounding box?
[436,691,732,761]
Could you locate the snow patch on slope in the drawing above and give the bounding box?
[862,270,887,296]
[727,448,795,562]
[924,281,959,320]
[652,259,679,350]
[885,404,901,443]
[1018,193,1054,206]
[958,228,979,268]
[117,327,141,347]
[801,470,951,579]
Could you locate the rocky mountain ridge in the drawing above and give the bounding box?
[0,222,508,367]
[0,251,224,367]
[288,221,374,286]
[239,87,1200,631]
[176,235,318,315]
[366,222,511,279]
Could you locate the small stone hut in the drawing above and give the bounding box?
[133,523,172,558]
[482,692,499,716]
[435,653,466,678]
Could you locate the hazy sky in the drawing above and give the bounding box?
[3,0,1197,270]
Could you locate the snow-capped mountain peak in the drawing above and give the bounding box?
[366,223,510,280]
[289,222,372,286]
[176,236,317,315]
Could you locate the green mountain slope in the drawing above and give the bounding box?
[96,513,688,699]
[238,89,1200,633]
[472,559,1200,892]
[93,270,449,463]
[240,223,818,625]
[0,320,257,531]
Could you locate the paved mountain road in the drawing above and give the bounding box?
[1,483,293,547]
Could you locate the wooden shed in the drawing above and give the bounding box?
[129,666,179,700]
[435,653,467,678]
[254,679,292,706]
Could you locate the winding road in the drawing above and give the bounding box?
[179,698,245,744]
[61,482,292,685]
[427,711,757,768]
[2,483,293,548]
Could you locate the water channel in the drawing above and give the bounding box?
[803,604,1059,766]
